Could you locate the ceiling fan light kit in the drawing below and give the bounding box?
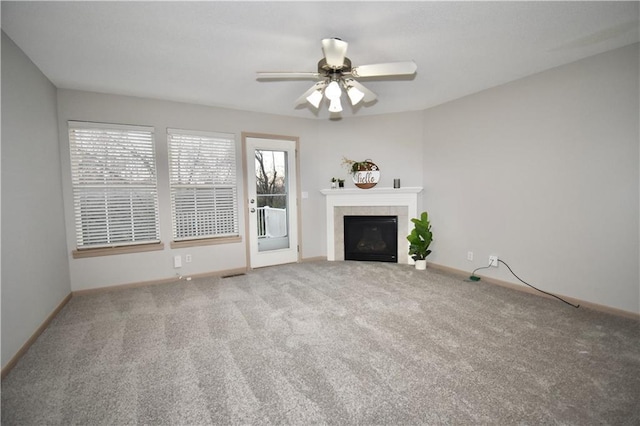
[306,89,323,108]
[257,38,417,115]
[328,98,343,113]
[304,78,366,113]
[347,85,365,105]
[324,80,342,100]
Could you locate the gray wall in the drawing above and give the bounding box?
[311,111,427,254]
[56,92,426,291]
[2,35,637,371]
[56,90,321,290]
[421,43,639,313]
[1,32,71,367]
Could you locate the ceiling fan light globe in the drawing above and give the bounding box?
[306,90,323,108]
[347,86,365,105]
[328,98,343,113]
[325,80,342,100]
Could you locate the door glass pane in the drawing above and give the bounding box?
[255,149,289,252]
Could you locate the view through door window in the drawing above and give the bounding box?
[255,149,290,251]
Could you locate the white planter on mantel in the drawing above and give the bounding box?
[321,186,423,264]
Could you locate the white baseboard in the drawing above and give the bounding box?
[1,292,72,379]
[427,262,640,321]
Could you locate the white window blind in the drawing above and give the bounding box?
[68,121,160,249]
[168,129,239,241]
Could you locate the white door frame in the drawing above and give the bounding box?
[242,132,301,269]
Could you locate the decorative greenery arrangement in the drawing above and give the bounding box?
[407,211,433,261]
[341,157,370,176]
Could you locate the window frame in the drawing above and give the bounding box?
[167,128,240,245]
[68,121,161,255]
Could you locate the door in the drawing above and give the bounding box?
[243,134,299,268]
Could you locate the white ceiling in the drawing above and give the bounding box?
[2,1,638,119]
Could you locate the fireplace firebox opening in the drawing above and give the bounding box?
[344,216,398,263]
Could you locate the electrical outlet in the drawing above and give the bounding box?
[467,251,473,261]
[185,254,192,263]
[174,255,182,269]
[489,255,498,267]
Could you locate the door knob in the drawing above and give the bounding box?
[250,199,255,204]
[250,208,256,213]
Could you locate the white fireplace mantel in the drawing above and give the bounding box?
[321,187,423,263]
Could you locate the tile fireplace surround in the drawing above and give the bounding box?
[321,187,423,264]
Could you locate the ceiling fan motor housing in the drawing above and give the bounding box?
[318,57,352,74]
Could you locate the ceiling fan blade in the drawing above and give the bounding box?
[351,61,417,78]
[322,38,348,69]
[344,79,377,102]
[294,81,327,106]
[257,72,320,80]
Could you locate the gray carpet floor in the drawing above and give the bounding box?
[2,261,639,425]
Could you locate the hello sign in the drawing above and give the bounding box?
[352,160,380,189]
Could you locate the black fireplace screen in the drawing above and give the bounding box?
[344,216,398,263]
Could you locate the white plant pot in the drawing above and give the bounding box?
[414,259,427,270]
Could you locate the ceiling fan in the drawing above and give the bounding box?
[256,38,417,113]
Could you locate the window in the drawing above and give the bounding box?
[167,129,239,241]
[68,121,160,250]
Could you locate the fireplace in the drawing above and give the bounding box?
[320,187,422,264]
[344,216,398,262]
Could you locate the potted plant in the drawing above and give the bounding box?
[407,211,433,270]
[337,178,345,188]
[331,177,338,189]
